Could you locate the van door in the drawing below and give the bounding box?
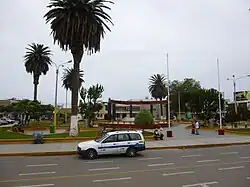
[116,134,131,154]
[99,134,118,155]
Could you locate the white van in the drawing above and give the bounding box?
[77,130,146,159]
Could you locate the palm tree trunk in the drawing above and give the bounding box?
[33,74,39,101]
[70,45,83,136]
[160,99,163,117]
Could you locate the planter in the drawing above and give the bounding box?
[166,130,173,137]
[218,129,225,135]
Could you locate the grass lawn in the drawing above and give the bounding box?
[0,128,98,139]
[44,131,98,138]
[0,126,153,140]
[29,120,85,127]
[143,131,153,136]
[0,128,32,139]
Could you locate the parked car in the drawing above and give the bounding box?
[77,130,146,159]
[0,119,8,125]
[1,117,15,124]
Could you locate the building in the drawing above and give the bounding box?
[96,99,167,120]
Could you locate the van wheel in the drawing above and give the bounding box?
[126,147,136,157]
[86,149,97,159]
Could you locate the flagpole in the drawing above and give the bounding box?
[217,58,223,130]
[167,53,171,129]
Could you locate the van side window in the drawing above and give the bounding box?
[117,134,130,142]
[129,133,142,140]
[102,135,117,143]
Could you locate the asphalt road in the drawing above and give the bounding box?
[1,145,250,187]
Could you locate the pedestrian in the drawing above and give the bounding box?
[102,127,107,136]
[195,121,200,135]
[191,122,195,134]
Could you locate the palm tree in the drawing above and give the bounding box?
[44,0,113,130]
[61,68,84,91]
[61,68,84,122]
[148,74,168,117]
[24,43,52,101]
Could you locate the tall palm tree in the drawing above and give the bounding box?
[24,43,52,101]
[61,68,84,123]
[44,0,114,129]
[148,74,168,117]
[61,68,84,91]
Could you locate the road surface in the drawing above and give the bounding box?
[1,145,250,187]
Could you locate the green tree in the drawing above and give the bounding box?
[79,84,104,128]
[44,0,114,129]
[12,100,42,126]
[190,88,224,122]
[148,74,168,117]
[170,78,201,114]
[134,110,154,126]
[24,43,52,101]
[170,78,201,93]
[61,68,84,91]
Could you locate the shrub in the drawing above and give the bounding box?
[134,110,154,125]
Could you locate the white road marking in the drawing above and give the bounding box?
[93,177,131,183]
[240,156,250,159]
[197,159,220,163]
[138,157,162,160]
[85,160,114,164]
[14,184,54,187]
[181,155,202,158]
[220,152,238,155]
[246,177,250,180]
[162,171,194,176]
[182,181,218,187]
[26,164,58,167]
[19,172,56,176]
[88,167,120,171]
[218,166,244,171]
[148,163,174,167]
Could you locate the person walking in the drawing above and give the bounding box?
[195,121,200,135]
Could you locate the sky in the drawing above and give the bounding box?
[1,0,250,106]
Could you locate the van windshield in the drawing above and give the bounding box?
[95,134,108,143]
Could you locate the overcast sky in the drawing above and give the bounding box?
[1,0,250,106]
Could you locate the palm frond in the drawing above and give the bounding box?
[148,74,167,100]
[24,43,52,75]
[61,67,84,90]
[44,0,114,53]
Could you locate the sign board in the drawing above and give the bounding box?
[235,91,250,101]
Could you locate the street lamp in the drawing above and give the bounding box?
[226,74,250,113]
[53,60,72,132]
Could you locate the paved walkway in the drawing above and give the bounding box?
[1,124,250,155]
[146,125,240,140]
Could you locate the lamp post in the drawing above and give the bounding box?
[53,60,72,132]
[227,74,250,114]
[166,53,173,137]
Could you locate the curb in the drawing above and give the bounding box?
[224,130,250,136]
[1,141,250,157]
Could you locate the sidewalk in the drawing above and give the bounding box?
[1,136,250,156]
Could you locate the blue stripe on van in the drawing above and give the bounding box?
[98,144,144,149]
